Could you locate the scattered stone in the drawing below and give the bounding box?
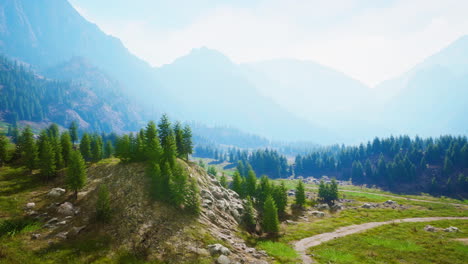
[58,221,67,225]
[188,246,210,256]
[217,255,231,264]
[64,216,73,220]
[48,188,66,198]
[285,220,297,225]
[361,203,373,209]
[384,200,397,206]
[317,204,329,210]
[55,232,68,239]
[310,211,325,217]
[331,203,344,210]
[207,211,217,222]
[46,217,59,225]
[31,233,41,240]
[69,226,86,236]
[444,226,459,232]
[208,244,231,256]
[57,202,74,216]
[25,202,36,209]
[424,225,436,232]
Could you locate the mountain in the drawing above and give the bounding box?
[154,48,334,142]
[376,35,468,136]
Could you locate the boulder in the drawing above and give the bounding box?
[444,226,459,232]
[48,188,66,198]
[384,200,397,206]
[217,255,231,264]
[316,204,329,210]
[310,211,325,217]
[55,232,68,239]
[424,225,436,232]
[57,202,74,216]
[31,233,41,240]
[69,226,86,236]
[208,244,231,256]
[331,203,344,210]
[25,202,36,209]
[361,203,373,209]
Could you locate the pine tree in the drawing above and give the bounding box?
[96,184,111,222]
[80,133,92,161]
[19,126,37,172]
[295,180,306,207]
[242,196,256,233]
[145,121,162,162]
[115,134,131,162]
[69,121,79,144]
[0,134,8,166]
[170,163,188,207]
[162,128,177,167]
[174,122,184,158]
[231,171,244,197]
[60,132,73,166]
[38,132,56,181]
[273,182,288,218]
[207,166,217,176]
[245,169,257,198]
[47,123,60,140]
[257,175,271,207]
[181,125,193,160]
[147,161,162,200]
[220,174,228,188]
[160,162,173,202]
[67,150,87,199]
[158,114,171,147]
[262,195,279,235]
[184,178,201,215]
[91,134,103,162]
[104,140,114,158]
[443,156,454,176]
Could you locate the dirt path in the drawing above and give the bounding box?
[294,216,468,264]
[308,187,468,207]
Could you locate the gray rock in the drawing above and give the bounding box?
[31,233,41,240]
[57,202,74,216]
[310,211,325,217]
[55,232,68,239]
[46,217,59,225]
[384,200,397,206]
[317,204,329,210]
[26,202,36,209]
[217,255,231,264]
[361,203,373,209]
[48,188,66,197]
[424,225,436,232]
[69,226,86,236]
[444,226,459,232]
[285,220,298,225]
[208,243,231,256]
[331,203,344,210]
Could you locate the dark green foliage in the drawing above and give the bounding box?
[96,184,111,222]
[272,182,288,218]
[245,169,257,198]
[69,121,79,144]
[67,150,87,198]
[18,126,37,172]
[80,133,92,161]
[181,125,193,160]
[170,163,188,207]
[38,132,56,181]
[160,162,173,203]
[0,134,8,166]
[60,132,73,166]
[295,180,306,207]
[115,134,131,162]
[104,140,114,158]
[207,166,217,176]
[318,179,339,205]
[220,174,228,188]
[231,171,244,197]
[184,178,201,215]
[174,122,184,158]
[158,115,177,167]
[242,196,256,233]
[0,218,37,238]
[262,195,279,235]
[257,175,271,207]
[91,134,104,162]
[145,121,162,162]
[443,156,454,176]
[147,161,162,200]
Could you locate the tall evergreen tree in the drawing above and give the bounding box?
[91,134,103,162]
[242,196,256,233]
[170,163,188,207]
[0,134,9,166]
[231,171,244,197]
[295,180,306,207]
[162,128,178,167]
[158,114,171,147]
[80,133,92,161]
[145,121,162,162]
[96,184,111,222]
[60,132,73,166]
[104,140,114,158]
[38,132,56,181]
[262,195,279,235]
[160,162,173,202]
[115,135,131,162]
[19,126,37,173]
[184,178,201,215]
[257,175,271,207]
[67,150,87,199]
[245,169,257,198]
[220,174,228,188]
[272,182,288,218]
[174,121,184,158]
[181,125,193,160]
[147,161,162,200]
[69,121,79,144]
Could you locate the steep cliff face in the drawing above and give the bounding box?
[22,159,270,263]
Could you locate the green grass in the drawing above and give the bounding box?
[310,220,468,264]
[256,241,299,264]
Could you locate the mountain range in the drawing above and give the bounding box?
[0,0,467,144]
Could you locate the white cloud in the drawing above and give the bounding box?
[71,0,468,86]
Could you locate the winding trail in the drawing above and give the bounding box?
[293,216,468,264]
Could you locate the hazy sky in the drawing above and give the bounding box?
[70,0,468,87]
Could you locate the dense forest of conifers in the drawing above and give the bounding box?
[196,135,468,199]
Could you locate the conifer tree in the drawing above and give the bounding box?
[20,126,37,173]
[245,169,257,198]
[171,163,188,207]
[69,121,79,144]
[220,174,228,188]
[38,132,56,181]
[242,196,256,233]
[158,114,171,147]
[96,184,111,222]
[257,175,271,207]
[184,178,201,215]
[295,180,306,207]
[115,135,131,162]
[104,140,113,158]
[91,134,103,162]
[0,134,8,166]
[67,150,87,199]
[60,132,73,166]
[231,171,244,197]
[160,162,173,202]
[181,125,193,160]
[162,129,178,167]
[80,133,92,161]
[174,121,183,158]
[147,161,162,200]
[273,182,288,218]
[47,123,60,140]
[145,121,162,162]
[262,195,279,235]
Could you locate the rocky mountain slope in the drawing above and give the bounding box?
[19,159,270,264]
